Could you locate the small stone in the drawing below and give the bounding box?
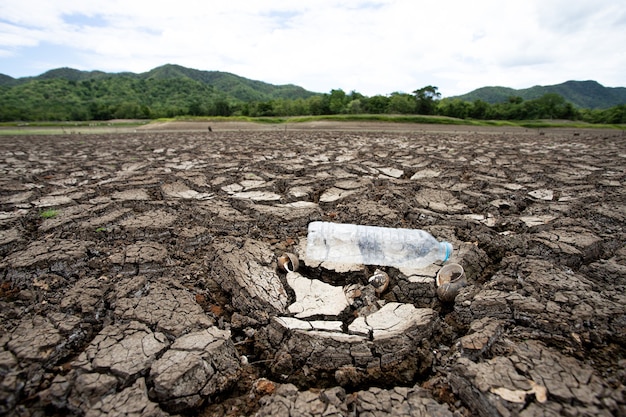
[528,189,554,200]
[286,271,350,318]
[252,378,276,396]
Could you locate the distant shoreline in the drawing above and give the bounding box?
[0,119,623,136]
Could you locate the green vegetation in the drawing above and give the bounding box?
[39,209,59,219]
[0,65,624,125]
[166,114,623,130]
[453,80,626,110]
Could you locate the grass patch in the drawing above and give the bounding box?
[290,114,468,124]
[3,116,623,133]
[0,120,149,128]
[0,120,149,135]
[171,114,625,130]
[40,209,59,219]
[167,115,287,124]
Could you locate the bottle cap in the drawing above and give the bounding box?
[440,242,453,261]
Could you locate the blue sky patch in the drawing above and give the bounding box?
[63,13,108,28]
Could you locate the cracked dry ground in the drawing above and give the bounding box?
[0,124,625,417]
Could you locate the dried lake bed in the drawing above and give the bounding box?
[1,122,625,416]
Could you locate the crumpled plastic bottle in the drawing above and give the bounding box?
[306,221,453,269]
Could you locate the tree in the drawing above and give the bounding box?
[413,86,441,115]
[346,99,362,114]
[212,99,232,116]
[605,104,626,123]
[388,92,416,114]
[329,89,347,114]
[470,99,490,119]
[364,95,390,114]
[438,98,470,119]
[307,95,330,115]
[534,93,567,119]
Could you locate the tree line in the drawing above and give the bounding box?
[1,78,625,124]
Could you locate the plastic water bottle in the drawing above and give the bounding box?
[306,221,453,269]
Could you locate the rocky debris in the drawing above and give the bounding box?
[38,203,101,231]
[211,238,289,321]
[533,227,604,262]
[111,188,151,201]
[231,190,282,201]
[351,303,435,338]
[109,241,168,265]
[7,315,63,363]
[2,315,84,413]
[415,188,467,214]
[255,383,454,417]
[40,371,119,413]
[379,167,404,179]
[60,276,107,315]
[448,339,625,416]
[581,258,626,310]
[2,239,93,268]
[0,210,29,227]
[454,256,626,350]
[74,321,169,384]
[80,208,132,229]
[149,327,241,413]
[338,199,399,224]
[0,363,20,414]
[319,187,359,203]
[86,377,167,417]
[457,317,505,360]
[0,349,18,372]
[411,169,441,180]
[198,199,254,223]
[114,279,214,337]
[257,303,438,387]
[390,267,438,307]
[46,327,239,415]
[528,188,554,201]
[250,201,321,221]
[119,210,178,229]
[0,191,35,205]
[32,195,74,207]
[285,271,352,318]
[162,181,214,200]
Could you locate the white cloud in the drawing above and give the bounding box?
[0,0,625,96]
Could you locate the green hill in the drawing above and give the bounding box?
[0,73,19,87]
[0,64,318,102]
[452,80,626,109]
[38,67,113,82]
[0,64,321,121]
[143,64,315,101]
[1,64,624,121]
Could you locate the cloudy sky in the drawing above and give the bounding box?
[1,0,624,97]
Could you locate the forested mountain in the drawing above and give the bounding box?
[452,80,626,109]
[0,65,624,122]
[0,64,317,102]
[142,65,314,101]
[0,64,320,120]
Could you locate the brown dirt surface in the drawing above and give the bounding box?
[1,122,625,416]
